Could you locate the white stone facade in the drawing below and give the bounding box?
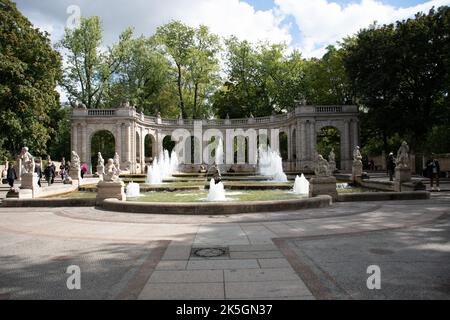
[71,105,359,174]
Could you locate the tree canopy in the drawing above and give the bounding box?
[0,0,62,159]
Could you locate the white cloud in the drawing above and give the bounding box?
[275,0,450,57]
[15,0,292,46]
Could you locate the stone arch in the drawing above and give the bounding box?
[316,125,341,170]
[144,133,156,162]
[279,131,288,161]
[89,129,116,172]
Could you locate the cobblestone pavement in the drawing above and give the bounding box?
[0,193,449,299]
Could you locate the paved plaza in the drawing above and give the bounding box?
[0,191,449,300]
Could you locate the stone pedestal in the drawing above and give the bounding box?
[20,172,39,190]
[69,167,81,181]
[352,160,363,184]
[96,180,126,204]
[309,176,338,201]
[6,187,33,199]
[394,167,411,192]
[96,165,105,181]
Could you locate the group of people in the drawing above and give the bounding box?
[3,158,88,188]
[386,152,441,191]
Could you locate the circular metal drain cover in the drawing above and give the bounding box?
[193,247,227,258]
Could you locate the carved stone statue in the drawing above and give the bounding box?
[19,147,35,174]
[97,152,105,177]
[113,152,121,172]
[329,148,335,163]
[104,159,120,182]
[328,148,336,172]
[71,151,80,169]
[353,146,362,162]
[314,154,331,177]
[396,141,410,168]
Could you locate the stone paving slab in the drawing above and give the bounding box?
[138,282,225,300]
[258,258,293,269]
[224,268,299,282]
[230,250,284,259]
[149,270,223,283]
[225,280,313,299]
[154,260,188,270]
[187,259,259,270]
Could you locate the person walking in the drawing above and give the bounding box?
[44,163,55,186]
[59,163,65,181]
[426,156,440,191]
[387,152,396,181]
[6,163,17,187]
[81,162,87,179]
[35,161,42,187]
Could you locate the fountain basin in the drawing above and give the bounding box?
[101,195,332,215]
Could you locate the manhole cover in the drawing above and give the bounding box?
[191,247,229,258]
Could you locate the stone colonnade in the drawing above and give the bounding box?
[71,105,359,174]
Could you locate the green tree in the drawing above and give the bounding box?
[58,16,132,108]
[155,21,220,118]
[0,0,62,159]
[344,6,450,153]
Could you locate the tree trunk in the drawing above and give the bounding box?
[193,83,199,119]
[177,63,187,118]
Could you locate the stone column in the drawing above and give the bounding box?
[70,123,78,152]
[115,123,122,164]
[125,123,131,168]
[309,120,316,161]
[80,123,87,165]
[300,120,306,161]
[140,127,145,172]
[296,120,302,170]
[343,120,350,171]
[270,128,280,153]
[287,128,292,162]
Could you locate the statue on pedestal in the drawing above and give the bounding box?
[104,159,120,182]
[314,154,331,177]
[19,147,35,174]
[396,141,410,168]
[353,146,362,163]
[113,152,121,172]
[71,151,80,169]
[97,152,105,177]
[329,148,336,172]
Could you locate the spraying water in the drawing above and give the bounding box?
[258,146,288,182]
[207,178,227,201]
[145,150,179,185]
[126,182,141,197]
[293,174,309,195]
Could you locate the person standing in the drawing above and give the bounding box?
[35,161,42,187]
[6,163,17,187]
[387,152,396,181]
[50,161,56,184]
[426,156,440,191]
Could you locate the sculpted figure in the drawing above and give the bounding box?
[71,151,80,169]
[97,152,104,167]
[329,148,336,163]
[20,147,35,174]
[353,146,362,162]
[314,154,331,177]
[104,159,120,182]
[396,141,410,168]
[113,152,121,172]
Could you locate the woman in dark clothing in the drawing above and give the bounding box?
[6,163,17,187]
[387,152,396,181]
[426,157,440,191]
[35,162,42,187]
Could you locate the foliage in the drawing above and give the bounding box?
[0,0,62,159]
[343,6,450,153]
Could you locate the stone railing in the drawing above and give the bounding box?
[74,105,358,125]
[87,109,116,116]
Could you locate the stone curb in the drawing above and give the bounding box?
[337,191,430,202]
